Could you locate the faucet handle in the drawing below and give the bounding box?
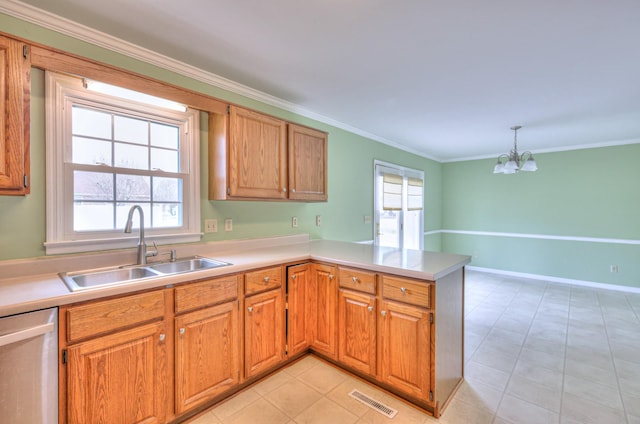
[147,241,159,257]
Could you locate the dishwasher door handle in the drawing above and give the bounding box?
[0,322,55,348]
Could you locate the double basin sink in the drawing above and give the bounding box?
[60,257,231,292]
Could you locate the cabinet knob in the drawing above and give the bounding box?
[263,276,270,283]
[381,310,387,317]
[159,333,166,342]
[248,306,254,313]
[367,306,373,312]
[292,189,296,193]
[179,328,185,335]
[291,274,297,280]
[401,287,407,294]
[329,274,335,280]
[352,276,358,283]
[282,188,287,192]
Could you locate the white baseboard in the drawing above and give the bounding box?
[467,266,640,294]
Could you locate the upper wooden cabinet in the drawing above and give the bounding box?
[209,105,328,201]
[288,124,327,201]
[0,35,30,195]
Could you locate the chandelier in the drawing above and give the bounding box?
[493,126,538,174]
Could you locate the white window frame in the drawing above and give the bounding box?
[44,72,201,255]
[374,160,424,250]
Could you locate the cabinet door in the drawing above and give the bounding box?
[228,106,287,199]
[66,321,169,424]
[245,288,285,378]
[338,289,376,375]
[288,124,327,201]
[175,301,240,414]
[379,300,432,401]
[0,36,30,195]
[309,263,337,357]
[287,263,311,356]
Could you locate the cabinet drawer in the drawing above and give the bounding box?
[245,266,282,295]
[382,275,432,308]
[66,290,165,342]
[175,274,239,314]
[338,267,376,295]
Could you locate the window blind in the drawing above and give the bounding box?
[382,173,403,210]
[407,177,423,210]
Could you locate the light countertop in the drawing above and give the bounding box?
[0,236,470,318]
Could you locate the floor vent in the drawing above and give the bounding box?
[348,389,398,419]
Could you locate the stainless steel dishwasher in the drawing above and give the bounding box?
[0,307,58,423]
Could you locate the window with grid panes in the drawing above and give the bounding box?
[45,71,201,254]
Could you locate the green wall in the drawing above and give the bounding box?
[0,14,441,260]
[442,144,640,288]
[1,12,638,290]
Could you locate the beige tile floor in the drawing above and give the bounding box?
[188,270,640,424]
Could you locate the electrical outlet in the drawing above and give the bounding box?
[316,215,322,227]
[204,219,218,233]
[610,265,618,273]
[292,216,298,228]
[224,218,233,232]
[364,215,372,224]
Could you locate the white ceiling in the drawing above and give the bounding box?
[7,0,640,161]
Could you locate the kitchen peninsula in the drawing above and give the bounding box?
[0,236,470,422]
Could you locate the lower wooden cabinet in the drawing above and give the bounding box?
[308,263,337,357]
[66,321,169,424]
[379,300,432,400]
[60,261,449,422]
[287,263,311,356]
[244,288,285,378]
[338,289,376,375]
[175,301,239,414]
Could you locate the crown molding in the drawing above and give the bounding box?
[442,137,640,163]
[0,0,439,162]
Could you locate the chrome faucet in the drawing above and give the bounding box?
[124,205,157,265]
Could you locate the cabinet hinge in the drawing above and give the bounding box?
[430,313,434,324]
[62,349,68,364]
[23,44,29,59]
[227,105,231,114]
[227,187,231,195]
[285,302,289,310]
[23,175,29,188]
[429,391,434,402]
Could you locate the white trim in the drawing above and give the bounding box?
[438,229,640,246]
[467,266,640,294]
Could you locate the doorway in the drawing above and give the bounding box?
[373,160,424,250]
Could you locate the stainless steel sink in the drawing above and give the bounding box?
[60,256,231,292]
[148,257,229,274]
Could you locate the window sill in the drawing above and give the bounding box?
[44,232,202,255]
